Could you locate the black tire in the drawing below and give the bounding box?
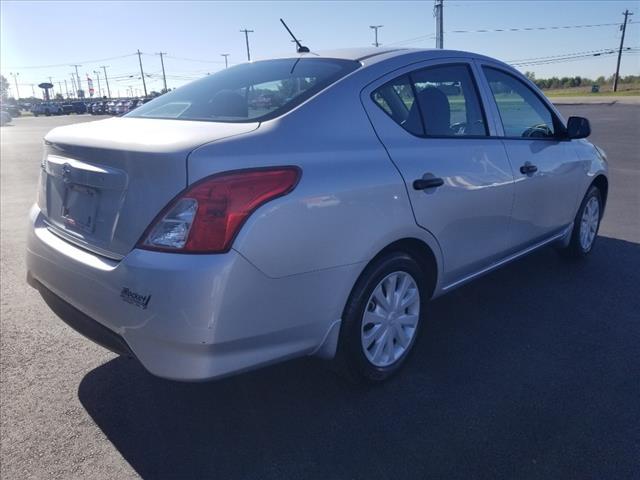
[45,110,50,116]
[333,251,428,383]
[559,185,603,258]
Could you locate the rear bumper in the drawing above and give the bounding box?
[27,205,357,381]
[27,274,133,358]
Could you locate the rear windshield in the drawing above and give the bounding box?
[127,58,360,123]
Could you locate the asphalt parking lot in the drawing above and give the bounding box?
[1,105,639,479]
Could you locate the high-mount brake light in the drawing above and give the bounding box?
[139,167,300,253]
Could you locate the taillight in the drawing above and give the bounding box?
[139,167,301,253]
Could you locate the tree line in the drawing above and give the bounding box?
[524,72,640,90]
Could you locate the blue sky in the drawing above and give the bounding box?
[1,0,638,98]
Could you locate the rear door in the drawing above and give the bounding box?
[477,63,582,250]
[361,59,515,287]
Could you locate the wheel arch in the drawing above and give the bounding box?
[370,238,439,300]
[591,174,609,212]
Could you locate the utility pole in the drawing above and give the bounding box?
[434,0,444,49]
[100,66,111,98]
[240,29,254,61]
[156,52,168,92]
[9,72,20,99]
[64,80,69,98]
[71,64,82,95]
[221,53,230,68]
[71,65,82,96]
[613,9,633,92]
[370,25,383,47]
[31,84,36,97]
[48,77,54,96]
[70,74,77,98]
[93,70,102,98]
[136,50,148,96]
[58,82,63,97]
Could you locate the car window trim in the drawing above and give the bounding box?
[479,65,569,142]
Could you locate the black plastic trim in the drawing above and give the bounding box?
[28,274,134,358]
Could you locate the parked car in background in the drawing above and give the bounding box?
[5,104,21,117]
[61,103,75,115]
[72,101,88,114]
[31,102,64,116]
[106,100,118,115]
[27,49,608,383]
[113,100,130,116]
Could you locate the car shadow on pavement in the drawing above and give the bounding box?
[78,236,640,480]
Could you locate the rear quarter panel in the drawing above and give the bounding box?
[187,72,444,280]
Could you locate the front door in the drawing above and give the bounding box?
[478,64,582,250]
[362,61,515,287]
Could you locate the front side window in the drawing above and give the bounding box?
[128,58,360,122]
[483,67,556,138]
[372,63,487,137]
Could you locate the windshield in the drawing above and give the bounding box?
[127,58,360,122]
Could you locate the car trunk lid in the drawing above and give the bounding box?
[40,117,258,259]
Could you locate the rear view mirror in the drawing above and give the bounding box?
[566,116,591,139]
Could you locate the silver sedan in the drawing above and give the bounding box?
[27,48,608,382]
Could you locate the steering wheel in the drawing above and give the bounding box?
[522,123,553,138]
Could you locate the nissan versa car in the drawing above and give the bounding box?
[27,48,608,382]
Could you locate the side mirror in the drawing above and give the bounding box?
[566,116,591,139]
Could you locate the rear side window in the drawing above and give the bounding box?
[372,63,487,137]
[483,67,556,138]
[372,76,422,136]
[127,58,360,123]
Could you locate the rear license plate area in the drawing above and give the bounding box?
[62,185,98,233]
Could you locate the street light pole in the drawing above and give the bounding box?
[221,53,230,68]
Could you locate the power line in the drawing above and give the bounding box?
[448,22,626,34]
[509,48,637,67]
[3,54,137,70]
[387,20,636,48]
[163,54,225,64]
[508,48,620,64]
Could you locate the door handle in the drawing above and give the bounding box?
[520,162,538,175]
[413,175,444,190]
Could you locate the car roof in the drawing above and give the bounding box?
[266,47,511,69]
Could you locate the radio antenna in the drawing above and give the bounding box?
[280,18,310,53]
